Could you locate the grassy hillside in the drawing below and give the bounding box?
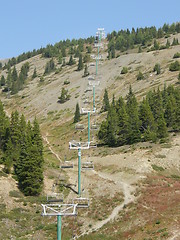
[0,27,180,239]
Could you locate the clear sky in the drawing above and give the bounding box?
[0,0,179,59]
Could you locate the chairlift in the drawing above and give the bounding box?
[83,98,90,104]
[91,123,99,130]
[94,42,102,48]
[73,197,89,208]
[46,192,63,203]
[88,76,95,80]
[84,87,92,93]
[82,161,94,170]
[60,160,74,169]
[75,123,84,130]
[89,141,97,148]
[89,62,95,67]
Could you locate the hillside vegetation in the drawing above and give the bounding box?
[0,22,180,239]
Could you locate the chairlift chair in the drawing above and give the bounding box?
[91,123,99,130]
[94,42,102,48]
[60,160,74,169]
[75,123,84,130]
[82,161,94,170]
[73,197,90,208]
[88,76,95,80]
[89,141,97,148]
[47,192,64,203]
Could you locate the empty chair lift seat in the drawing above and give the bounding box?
[73,197,89,208]
[82,161,94,170]
[47,193,63,203]
[61,161,74,169]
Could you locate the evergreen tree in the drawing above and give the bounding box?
[166,39,170,48]
[17,118,44,196]
[139,98,157,141]
[156,113,168,139]
[11,66,18,82]
[107,106,118,146]
[98,120,108,144]
[83,64,89,77]
[74,103,80,123]
[32,68,37,79]
[126,86,141,144]
[77,54,84,71]
[9,111,21,170]
[153,63,161,75]
[58,88,70,103]
[137,71,144,80]
[0,101,9,149]
[117,98,129,145]
[102,89,110,112]
[0,75,5,86]
[164,94,176,128]
[68,55,75,66]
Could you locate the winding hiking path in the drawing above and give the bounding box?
[76,170,135,239]
[43,133,61,161]
[43,135,136,239]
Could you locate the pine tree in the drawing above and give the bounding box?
[58,88,70,103]
[17,118,44,196]
[98,120,108,144]
[117,98,129,145]
[83,64,89,77]
[74,103,80,123]
[0,75,5,86]
[77,54,84,71]
[156,113,168,139]
[153,63,161,75]
[178,72,180,83]
[102,89,110,112]
[126,86,141,144]
[32,68,37,79]
[10,111,21,164]
[68,55,75,66]
[137,71,144,80]
[107,106,118,146]
[11,66,18,82]
[164,94,176,128]
[139,98,157,141]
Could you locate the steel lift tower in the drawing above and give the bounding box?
[69,140,90,196]
[41,203,77,240]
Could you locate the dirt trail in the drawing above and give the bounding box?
[76,170,136,239]
[43,133,61,162]
[43,137,136,238]
[168,231,180,240]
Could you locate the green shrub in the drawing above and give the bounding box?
[137,71,144,80]
[121,67,128,74]
[169,61,180,71]
[173,52,180,58]
[152,164,164,172]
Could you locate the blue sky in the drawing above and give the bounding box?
[0,0,179,59]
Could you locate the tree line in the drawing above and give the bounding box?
[1,22,179,70]
[0,103,44,196]
[0,62,30,95]
[98,85,180,147]
[1,37,95,70]
[107,22,180,59]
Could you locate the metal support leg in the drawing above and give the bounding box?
[78,148,81,196]
[88,112,90,142]
[57,215,62,240]
[93,86,95,112]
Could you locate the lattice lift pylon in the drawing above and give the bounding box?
[41,203,77,240]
